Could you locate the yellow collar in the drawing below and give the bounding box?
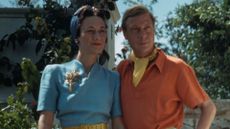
[129,48,158,87]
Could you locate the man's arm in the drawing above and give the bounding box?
[38,111,54,129]
[196,99,216,129]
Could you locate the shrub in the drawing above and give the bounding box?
[0,83,36,129]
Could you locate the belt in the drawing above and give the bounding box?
[63,123,108,129]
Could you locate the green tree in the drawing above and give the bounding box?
[164,0,230,99]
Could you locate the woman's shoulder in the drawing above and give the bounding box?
[43,60,74,73]
[99,65,119,79]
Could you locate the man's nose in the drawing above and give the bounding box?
[138,29,147,39]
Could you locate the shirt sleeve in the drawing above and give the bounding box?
[110,71,122,117]
[37,65,59,112]
[176,63,209,109]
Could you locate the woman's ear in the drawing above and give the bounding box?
[75,39,79,44]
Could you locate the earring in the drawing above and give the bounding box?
[74,39,79,45]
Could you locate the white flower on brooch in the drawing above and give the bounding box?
[65,70,80,92]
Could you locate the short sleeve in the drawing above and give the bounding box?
[110,71,122,117]
[176,64,209,109]
[37,65,59,112]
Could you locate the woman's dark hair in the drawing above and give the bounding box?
[70,5,110,65]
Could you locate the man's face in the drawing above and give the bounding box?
[123,13,155,58]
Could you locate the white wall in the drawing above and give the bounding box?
[0,8,45,64]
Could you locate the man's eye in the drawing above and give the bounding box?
[144,26,151,30]
[131,28,139,32]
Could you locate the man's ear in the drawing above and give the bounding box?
[123,30,128,39]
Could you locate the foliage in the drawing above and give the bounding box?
[164,0,230,99]
[116,45,130,61]
[0,82,36,129]
[0,57,23,87]
[20,58,41,101]
[0,0,73,88]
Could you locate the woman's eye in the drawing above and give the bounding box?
[86,30,95,33]
[84,29,107,35]
[99,30,107,34]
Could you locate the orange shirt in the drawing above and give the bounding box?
[117,49,209,129]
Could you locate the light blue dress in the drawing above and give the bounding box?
[37,59,121,128]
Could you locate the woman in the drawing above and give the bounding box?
[37,5,124,129]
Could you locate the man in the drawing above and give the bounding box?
[117,5,216,129]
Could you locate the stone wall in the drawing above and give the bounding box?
[183,99,230,129]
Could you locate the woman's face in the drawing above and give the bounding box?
[78,16,107,56]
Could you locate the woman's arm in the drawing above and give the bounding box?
[196,99,216,129]
[112,117,126,129]
[38,111,55,129]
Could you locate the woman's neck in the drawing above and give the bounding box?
[76,52,97,74]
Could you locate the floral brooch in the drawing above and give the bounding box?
[65,70,81,92]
